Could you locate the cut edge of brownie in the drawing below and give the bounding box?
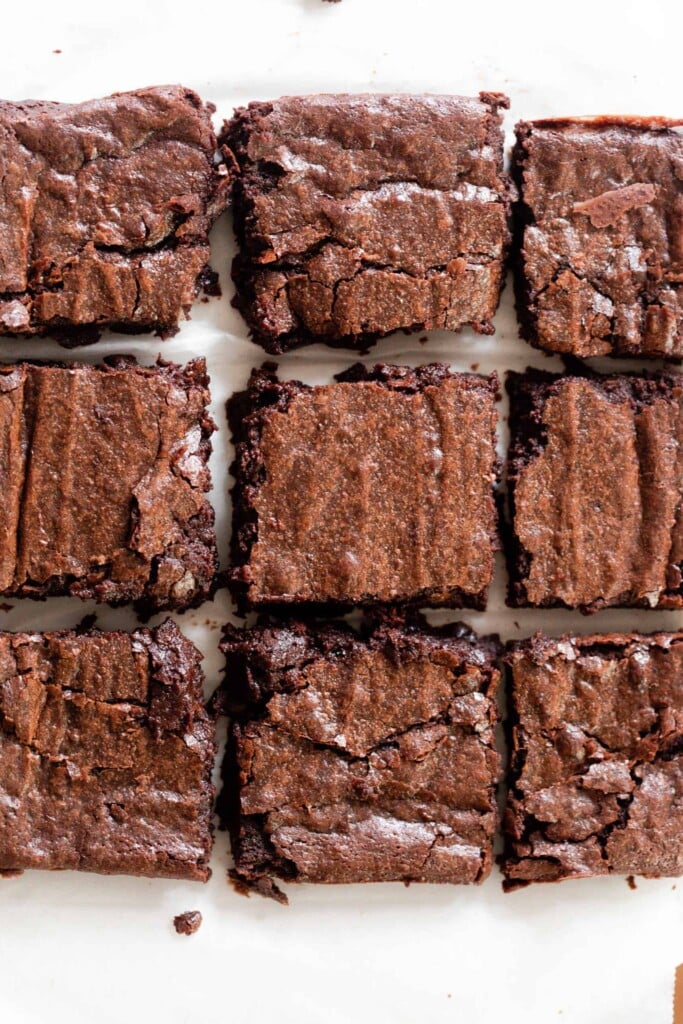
[501,630,683,889]
[505,365,683,612]
[0,355,218,618]
[215,609,502,902]
[222,91,512,354]
[0,617,216,881]
[512,115,683,358]
[228,361,501,616]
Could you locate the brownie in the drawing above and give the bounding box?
[229,362,500,613]
[215,612,501,901]
[222,92,511,353]
[513,116,683,357]
[0,85,231,341]
[0,356,217,616]
[0,619,215,880]
[507,367,683,612]
[503,632,683,886]
[174,911,203,934]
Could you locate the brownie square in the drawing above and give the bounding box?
[229,362,500,613]
[514,116,683,357]
[222,92,511,353]
[0,356,217,616]
[0,85,231,340]
[507,368,683,611]
[503,632,683,886]
[0,619,215,880]
[216,613,501,900]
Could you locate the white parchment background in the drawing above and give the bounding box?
[0,1,681,1021]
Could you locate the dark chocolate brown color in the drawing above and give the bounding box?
[174,911,203,934]
[0,619,215,880]
[503,632,683,886]
[216,613,501,901]
[507,368,683,611]
[514,117,683,357]
[0,85,231,341]
[0,357,217,616]
[222,92,511,352]
[229,363,500,613]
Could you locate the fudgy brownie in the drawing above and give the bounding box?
[229,362,500,613]
[222,92,511,352]
[0,357,217,616]
[216,612,501,901]
[513,116,683,357]
[0,619,215,880]
[0,85,231,341]
[503,632,683,887]
[507,367,683,612]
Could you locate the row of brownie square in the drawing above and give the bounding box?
[0,86,680,359]
[0,355,680,617]
[1,614,679,896]
[228,360,683,615]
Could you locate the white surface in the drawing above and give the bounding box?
[0,1,682,1021]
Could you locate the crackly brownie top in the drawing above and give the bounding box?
[0,85,230,334]
[231,363,499,609]
[223,614,501,889]
[508,369,683,609]
[0,357,215,611]
[224,93,510,347]
[0,619,215,879]
[505,632,683,881]
[515,117,683,356]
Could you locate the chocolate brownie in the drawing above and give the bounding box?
[215,613,501,901]
[222,92,511,353]
[513,116,683,357]
[229,362,500,613]
[0,357,217,616]
[507,367,683,611]
[503,632,683,887]
[174,911,203,934]
[0,85,231,341]
[0,619,215,880]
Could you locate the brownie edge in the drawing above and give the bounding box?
[216,612,501,902]
[503,632,683,888]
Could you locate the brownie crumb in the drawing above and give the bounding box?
[626,875,637,890]
[173,911,203,935]
[0,603,12,613]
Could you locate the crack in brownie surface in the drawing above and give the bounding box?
[0,619,215,880]
[0,85,231,340]
[229,362,500,613]
[503,632,683,886]
[215,613,501,901]
[0,357,217,615]
[222,92,511,352]
[514,116,683,357]
[506,367,683,611]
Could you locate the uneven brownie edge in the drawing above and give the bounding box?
[0,356,218,617]
[0,618,216,880]
[221,92,512,353]
[0,86,233,342]
[512,117,683,358]
[505,366,683,611]
[214,610,502,902]
[502,631,683,888]
[227,361,501,616]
